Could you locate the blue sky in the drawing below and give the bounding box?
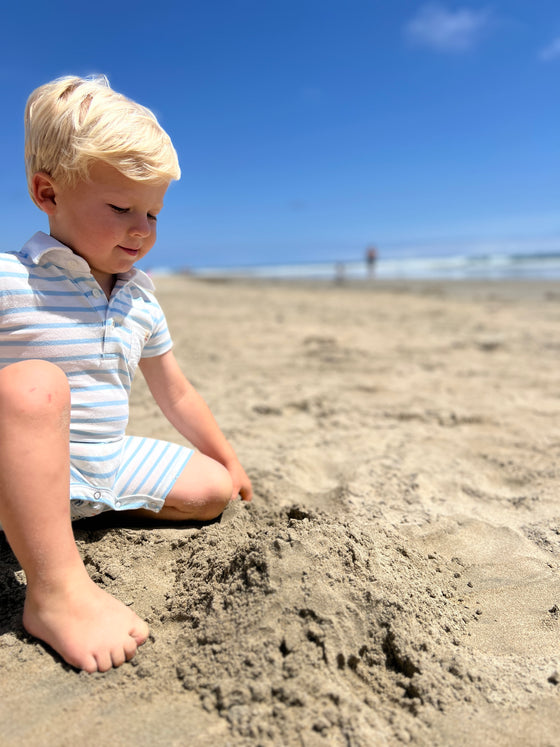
[1,1,559,269]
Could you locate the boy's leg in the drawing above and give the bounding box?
[133,451,233,522]
[0,360,149,672]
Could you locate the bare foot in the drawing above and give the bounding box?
[22,569,149,673]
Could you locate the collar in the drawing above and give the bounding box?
[21,231,155,292]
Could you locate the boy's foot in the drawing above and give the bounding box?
[22,570,149,672]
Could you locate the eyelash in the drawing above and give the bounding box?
[109,205,157,221]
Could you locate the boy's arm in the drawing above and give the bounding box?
[138,350,252,502]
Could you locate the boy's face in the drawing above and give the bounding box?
[43,162,169,294]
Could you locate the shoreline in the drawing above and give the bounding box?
[158,271,560,301]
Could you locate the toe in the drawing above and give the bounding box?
[123,636,139,662]
[111,647,127,668]
[94,650,114,673]
[130,618,150,646]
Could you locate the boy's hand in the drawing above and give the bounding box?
[227,459,253,502]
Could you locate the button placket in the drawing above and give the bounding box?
[73,277,108,360]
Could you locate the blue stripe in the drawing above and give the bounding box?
[0,305,98,316]
[120,440,159,493]
[0,353,107,364]
[0,352,132,366]
[119,439,146,477]
[0,288,86,297]
[0,271,34,278]
[85,383,124,391]
[2,322,102,332]
[0,338,106,347]
[144,341,169,354]
[148,446,181,492]
[75,399,127,408]
[71,428,124,438]
[67,367,130,377]
[158,449,192,494]
[0,333,131,347]
[112,298,136,312]
[138,442,172,491]
[75,465,118,480]
[72,415,127,423]
[72,448,122,463]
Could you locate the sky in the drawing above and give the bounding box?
[1,1,559,270]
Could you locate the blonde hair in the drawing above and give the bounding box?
[25,75,180,199]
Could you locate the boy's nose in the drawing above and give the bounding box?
[130,216,151,237]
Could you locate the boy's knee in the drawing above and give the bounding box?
[165,455,234,521]
[202,462,233,519]
[0,360,70,420]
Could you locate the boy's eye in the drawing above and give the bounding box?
[110,205,157,221]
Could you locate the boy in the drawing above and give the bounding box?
[0,75,252,673]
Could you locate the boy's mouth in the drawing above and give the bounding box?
[119,246,140,257]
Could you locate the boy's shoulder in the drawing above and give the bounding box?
[0,247,30,272]
[0,248,34,301]
[0,233,66,286]
[1,232,66,265]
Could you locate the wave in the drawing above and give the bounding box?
[183,249,560,282]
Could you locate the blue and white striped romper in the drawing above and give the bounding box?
[0,232,193,520]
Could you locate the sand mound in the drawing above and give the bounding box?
[167,501,474,744]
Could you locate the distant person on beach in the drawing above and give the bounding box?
[366,245,378,277]
[335,261,346,284]
[0,76,252,673]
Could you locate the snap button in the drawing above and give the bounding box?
[93,491,102,500]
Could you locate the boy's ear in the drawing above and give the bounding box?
[31,172,58,214]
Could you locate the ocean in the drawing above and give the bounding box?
[185,248,560,282]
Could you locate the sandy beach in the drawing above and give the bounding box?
[1,275,560,746]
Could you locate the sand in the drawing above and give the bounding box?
[1,275,560,746]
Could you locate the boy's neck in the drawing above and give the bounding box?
[91,270,117,299]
